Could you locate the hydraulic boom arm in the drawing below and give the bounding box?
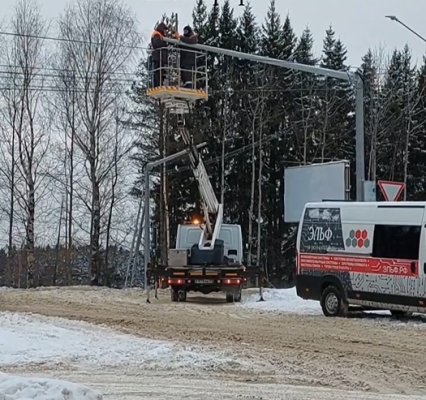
[177,115,222,250]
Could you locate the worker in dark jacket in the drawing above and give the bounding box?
[151,22,168,87]
[179,25,198,88]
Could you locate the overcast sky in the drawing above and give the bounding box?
[2,0,426,68]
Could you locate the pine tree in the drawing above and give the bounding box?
[237,2,258,54]
[219,0,237,50]
[290,28,318,165]
[192,0,208,38]
[321,26,336,69]
[379,49,414,183]
[411,56,426,199]
[204,0,220,45]
[359,49,380,182]
[261,0,284,58]
[230,3,260,263]
[294,28,315,64]
[259,2,297,282]
[318,26,354,169]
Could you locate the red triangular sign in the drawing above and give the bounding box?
[378,180,405,201]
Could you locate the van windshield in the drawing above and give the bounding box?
[218,230,232,247]
[186,229,202,245]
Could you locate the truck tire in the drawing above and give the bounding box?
[171,288,178,302]
[320,285,348,317]
[178,289,187,302]
[171,288,187,302]
[390,310,413,319]
[226,290,241,303]
[226,293,234,303]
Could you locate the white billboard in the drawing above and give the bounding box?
[284,161,350,223]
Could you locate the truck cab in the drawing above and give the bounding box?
[166,223,246,302]
[176,223,243,264]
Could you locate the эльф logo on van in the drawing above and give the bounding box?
[345,229,370,249]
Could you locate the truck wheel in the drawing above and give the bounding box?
[234,289,242,303]
[171,288,178,302]
[226,291,241,303]
[320,285,348,317]
[390,310,413,319]
[226,293,234,303]
[178,289,187,302]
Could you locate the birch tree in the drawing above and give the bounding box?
[58,0,139,285]
[0,0,50,287]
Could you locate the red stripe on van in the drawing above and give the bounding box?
[299,253,418,277]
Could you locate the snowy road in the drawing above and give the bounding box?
[1,286,425,399]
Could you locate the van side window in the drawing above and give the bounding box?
[373,225,421,260]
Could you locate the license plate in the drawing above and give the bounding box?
[194,279,213,284]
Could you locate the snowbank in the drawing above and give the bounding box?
[0,312,240,372]
[241,287,322,315]
[0,373,102,400]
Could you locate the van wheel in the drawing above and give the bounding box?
[320,285,348,317]
[391,310,413,319]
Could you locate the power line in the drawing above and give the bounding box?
[0,30,148,51]
[0,86,126,94]
[0,64,139,77]
[0,70,137,84]
[167,129,289,175]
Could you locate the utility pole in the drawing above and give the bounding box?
[143,143,207,290]
[164,37,366,202]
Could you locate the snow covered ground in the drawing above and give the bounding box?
[0,373,102,400]
[0,312,252,399]
[1,286,426,399]
[241,287,322,315]
[0,312,241,372]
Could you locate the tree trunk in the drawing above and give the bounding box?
[104,117,120,286]
[125,198,143,287]
[247,114,256,266]
[66,80,75,285]
[257,119,263,268]
[90,161,101,285]
[221,103,227,206]
[54,198,64,286]
[26,178,36,288]
[8,115,16,259]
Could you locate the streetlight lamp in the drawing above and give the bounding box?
[385,15,426,44]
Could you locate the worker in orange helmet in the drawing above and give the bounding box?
[151,22,169,87]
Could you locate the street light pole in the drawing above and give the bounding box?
[385,15,426,44]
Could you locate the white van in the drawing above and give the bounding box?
[296,201,426,317]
